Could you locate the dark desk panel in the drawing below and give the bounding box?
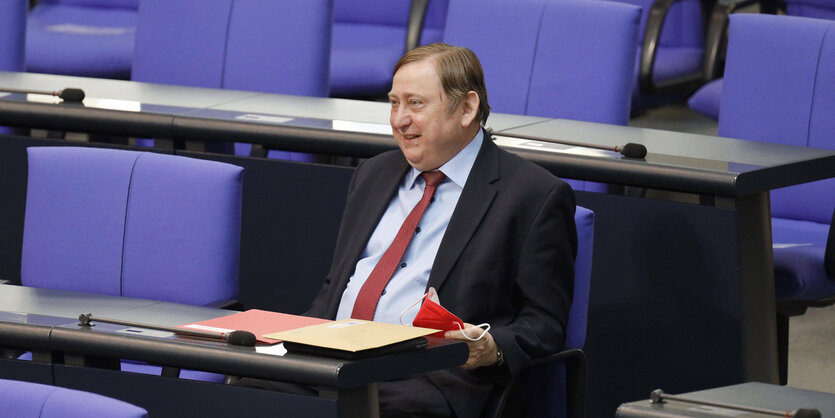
[0,285,469,417]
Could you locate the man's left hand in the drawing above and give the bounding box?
[444,323,500,369]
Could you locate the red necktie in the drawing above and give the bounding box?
[351,171,446,320]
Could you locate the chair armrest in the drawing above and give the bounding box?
[406,0,431,53]
[639,0,706,95]
[486,348,587,418]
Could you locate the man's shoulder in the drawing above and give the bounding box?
[493,142,565,188]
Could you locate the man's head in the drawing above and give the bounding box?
[388,43,491,171]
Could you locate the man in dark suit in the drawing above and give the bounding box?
[306,43,577,417]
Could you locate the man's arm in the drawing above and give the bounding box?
[446,180,577,375]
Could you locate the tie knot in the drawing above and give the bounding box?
[422,171,445,187]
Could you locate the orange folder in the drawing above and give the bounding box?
[178,309,331,345]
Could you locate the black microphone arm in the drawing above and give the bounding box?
[78,313,256,347]
[650,389,822,418]
[0,87,86,102]
[486,127,647,159]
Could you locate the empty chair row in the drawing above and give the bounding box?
[18,0,710,109]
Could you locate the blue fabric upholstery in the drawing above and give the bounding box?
[0,378,147,418]
[132,0,331,160]
[22,147,243,305]
[26,0,137,79]
[0,0,26,72]
[718,14,835,302]
[687,77,722,120]
[329,0,449,97]
[528,0,640,126]
[444,0,639,192]
[689,0,835,120]
[21,147,242,382]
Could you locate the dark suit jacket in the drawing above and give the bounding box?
[307,132,577,418]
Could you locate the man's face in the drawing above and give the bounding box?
[388,59,474,172]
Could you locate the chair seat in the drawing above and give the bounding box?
[772,218,834,301]
[26,4,136,79]
[688,78,723,120]
[652,46,704,82]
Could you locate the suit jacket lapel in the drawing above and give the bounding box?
[428,133,500,291]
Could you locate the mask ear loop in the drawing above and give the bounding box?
[456,322,491,341]
[399,292,428,325]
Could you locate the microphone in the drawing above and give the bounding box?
[650,389,822,418]
[78,313,257,347]
[0,87,86,102]
[486,127,647,159]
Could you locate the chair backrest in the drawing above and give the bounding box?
[718,14,835,224]
[0,0,26,72]
[25,0,137,79]
[40,0,138,9]
[333,0,448,44]
[443,0,640,124]
[784,0,835,20]
[566,206,595,350]
[132,0,331,97]
[0,378,147,418]
[21,147,243,306]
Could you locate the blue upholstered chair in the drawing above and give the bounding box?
[443,0,640,192]
[607,0,706,110]
[329,0,449,98]
[21,146,243,381]
[132,0,332,159]
[486,206,594,418]
[689,0,835,120]
[717,13,835,383]
[0,378,147,418]
[0,0,26,72]
[26,0,138,79]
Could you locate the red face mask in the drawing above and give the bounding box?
[411,295,465,338]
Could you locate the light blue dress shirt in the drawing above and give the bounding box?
[336,130,484,325]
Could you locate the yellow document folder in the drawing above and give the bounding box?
[264,319,440,352]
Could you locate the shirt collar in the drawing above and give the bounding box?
[405,129,484,190]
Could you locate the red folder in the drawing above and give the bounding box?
[178,309,331,345]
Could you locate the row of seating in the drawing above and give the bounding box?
[16,0,712,109]
[13,144,595,418]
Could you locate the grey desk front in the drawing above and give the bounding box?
[0,284,468,418]
[2,72,835,417]
[617,382,835,417]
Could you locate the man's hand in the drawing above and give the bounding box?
[444,323,500,369]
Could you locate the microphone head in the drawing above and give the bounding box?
[792,409,822,418]
[59,88,85,103]
[227,330,257,347]
[621,143,647,159]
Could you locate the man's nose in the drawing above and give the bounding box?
[391,108,411,128]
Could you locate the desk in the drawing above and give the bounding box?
[0,284,468,418]
[1,72,834,417]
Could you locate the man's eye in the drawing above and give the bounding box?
[410,100,421,106]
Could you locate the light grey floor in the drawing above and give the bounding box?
[630,101,835,394]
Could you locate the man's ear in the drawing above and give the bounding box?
[460,91,479,127]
